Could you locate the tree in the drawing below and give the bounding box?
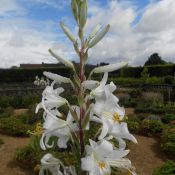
[144,53,166,66]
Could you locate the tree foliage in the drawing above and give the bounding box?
[144,53,166,66]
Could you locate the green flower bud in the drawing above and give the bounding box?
[79,0,87,29]
[71,0,79,24]
[49,49,75,70]
[60,22,76,43]
[88,24,110,48]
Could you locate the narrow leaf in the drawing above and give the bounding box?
[82,105,92,129]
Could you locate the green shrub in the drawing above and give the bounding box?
[9,95,23,108]
[125,117,141,134]
[135,106,175,114]
[161,126,175,156]
[0,106,14,118]
[0,94,40,109]
[0,117,32,136]
[140,92,163,107]
[162,114,175,124]
[140,120,164,136]
[152,160,175,175]
[0,96,11,108]
[164,75,175,84]
[22,93,40,107]
[128,89,142,98]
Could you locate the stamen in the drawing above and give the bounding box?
[98,162,106,170]
[113,112,121,123]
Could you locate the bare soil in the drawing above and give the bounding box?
[13,109,28,116]
[125,108,135,116]
[0,133,32,175]
[128,135,168,175]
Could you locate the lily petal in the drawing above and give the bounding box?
[98,119,110,140]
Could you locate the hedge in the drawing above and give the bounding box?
[0,67,71,82]
[0,64,175,82]
[112,64,175,78]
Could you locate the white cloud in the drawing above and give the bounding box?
[0,0,175,68]
[0,0,26,17]
[0,18,73,68]
[86,0,175,66]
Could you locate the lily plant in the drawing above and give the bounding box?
[36,0,137,174]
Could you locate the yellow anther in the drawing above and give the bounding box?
[28,122,43,135]
[98,162,106,170]
[113,112,121,123]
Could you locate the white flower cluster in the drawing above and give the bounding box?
[36,70,137,175]
[34,75,50,86]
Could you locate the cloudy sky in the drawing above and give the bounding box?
[0,0,175,68]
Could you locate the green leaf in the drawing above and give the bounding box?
[82,105,92,129]
[78,95,84,107]
[73,74,81,88]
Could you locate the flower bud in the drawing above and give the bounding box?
[88,24,110,48]
[91,62,128,74]
[49,49,75,70]
[71,0,79,24]
[43,71,71,84]
[88,24,101,40]
[79,0,87,29]
[60,22,76,43]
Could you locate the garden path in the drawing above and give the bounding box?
[128,135,168,175]
[0,133,31,175]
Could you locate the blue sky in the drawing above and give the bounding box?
[15,0,151,29]
[0,0,174,68]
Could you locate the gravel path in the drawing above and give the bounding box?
[0,134,31,175]
[128,135,168,175]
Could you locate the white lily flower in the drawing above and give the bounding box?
[40,112,78,150]
[40,115,68,150]
[90,73,136,146]
[90,72,117,100]
[91,62,127,74]
[36,85,67,120]
[107,122,137,150]
[39,153,63,175]
[81,139,133,175]
[90,73,122,121]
